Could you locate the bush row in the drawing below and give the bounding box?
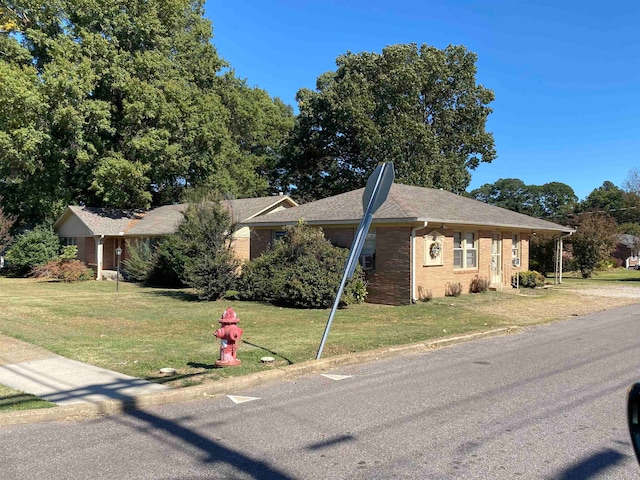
[124,206,367,309]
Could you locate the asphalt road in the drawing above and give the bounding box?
[3,304,640,479]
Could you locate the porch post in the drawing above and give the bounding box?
[95,235,104,280]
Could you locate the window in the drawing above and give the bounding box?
[273,231,286,242]
[453,232,477,269]
[359,230,376,271]
[60,237,77,246]
[512,234,520,266]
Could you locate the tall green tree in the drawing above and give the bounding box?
[0,0,293,226]
[277,43,496,201]
[580,181,640,225]
[0,200,15,252]
[470,178,577,221]
[470,178,536,215]
[176,194,240,300]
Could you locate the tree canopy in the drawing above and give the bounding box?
[580,180,640,225]
[275,43,496,201]
[0,0,294,227]
[469,178,578,221]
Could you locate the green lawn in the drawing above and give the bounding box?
[0,385,55,411]
[561,267,640,284]
[0,272,638,402]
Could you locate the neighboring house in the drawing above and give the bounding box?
[243,183,574,305]
[615,234,640,269]
[53,195,297,280]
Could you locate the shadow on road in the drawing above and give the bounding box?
[555,448,627,480]
[120,402,295,479]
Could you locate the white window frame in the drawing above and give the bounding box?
[453,231,477,269]
[512,233,521,266]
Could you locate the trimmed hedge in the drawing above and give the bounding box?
[511,270,545,289]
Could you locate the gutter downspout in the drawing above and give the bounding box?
[411,222,429,303]
[556,231,573,284]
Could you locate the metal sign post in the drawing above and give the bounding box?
[316,162,395,360]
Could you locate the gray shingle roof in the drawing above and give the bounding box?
[126,204,188,236]
[617,234,640,248]
[244,184,574,233]
[65,206,143,235]
[56,196,297,237]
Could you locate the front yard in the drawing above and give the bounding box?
[0,272,639,393]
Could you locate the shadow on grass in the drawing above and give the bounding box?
[0,393,54,410]
[241,340,294,365]
[141,287,201,302]
[572,277,640,283]
[186,362,218,370]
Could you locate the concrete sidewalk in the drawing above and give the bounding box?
[0,335,168,406]
[0,327,517,425]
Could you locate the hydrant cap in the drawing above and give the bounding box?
[220,307,239,324]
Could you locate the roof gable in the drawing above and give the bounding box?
[53,206,142,236]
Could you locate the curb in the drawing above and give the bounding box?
[0,326,519,426]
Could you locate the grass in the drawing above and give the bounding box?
[561,268,640,284]
[0,385,55,411]
[0,271,639,412]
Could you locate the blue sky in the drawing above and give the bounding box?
[204,0,640,200]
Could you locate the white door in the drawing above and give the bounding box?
[491,234,502,285]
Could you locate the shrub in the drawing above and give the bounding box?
[5,226,61,276]
[511,270,545,288]
[30,259,94,282]
[596,257,618,270]
[469,276,489,293]
[147,235,187,287]
[240,222,367,308]
[417,285,432,302]
[122,240,153,282]
[445,282,463,297]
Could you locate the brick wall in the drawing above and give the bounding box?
[366,227,412,305]
[84,237,96,267]
[250,229,273,260]
[248,225,532,304]
[232,237,250,261]
[323,227,355,249]
[415,228,530,298]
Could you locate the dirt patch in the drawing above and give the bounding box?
[0,336,55,366]
[471,285,640,326]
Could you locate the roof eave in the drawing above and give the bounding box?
[243,216,574,233]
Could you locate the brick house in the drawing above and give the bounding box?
[243,184,574,305]
[53,196,297,280]
[615,234,640,269]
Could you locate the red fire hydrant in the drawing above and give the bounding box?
[213,307,243,367]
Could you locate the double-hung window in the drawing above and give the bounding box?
[453,232,477,269]
[512,234,521,266]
